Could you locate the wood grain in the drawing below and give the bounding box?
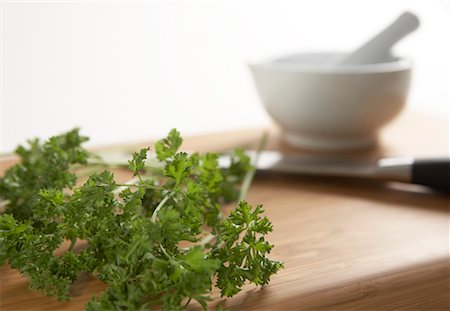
[1,110,449,310]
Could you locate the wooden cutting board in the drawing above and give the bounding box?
[1,110,449,310]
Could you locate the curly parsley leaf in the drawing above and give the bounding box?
[0,128,89,220]
[0,128,282,310]
[129,147,149,176]
[215,201,283,297]
[155,128,182,161]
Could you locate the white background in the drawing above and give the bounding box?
[1,0,449,152]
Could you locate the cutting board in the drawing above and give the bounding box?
[1,110,449,310]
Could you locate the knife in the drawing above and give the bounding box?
[219,151,450,193]
[98,151,450,193]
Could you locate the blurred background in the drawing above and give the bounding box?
[1,0,449,153]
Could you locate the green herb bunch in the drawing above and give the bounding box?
[0,129,282,310]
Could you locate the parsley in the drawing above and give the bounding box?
[0,129,282,310]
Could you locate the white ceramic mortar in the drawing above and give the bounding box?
[250,53,411,150]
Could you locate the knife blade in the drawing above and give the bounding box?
[219,151,449,193]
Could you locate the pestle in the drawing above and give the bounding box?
[334,12,420,66]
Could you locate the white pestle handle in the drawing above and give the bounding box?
[338,12,420,65]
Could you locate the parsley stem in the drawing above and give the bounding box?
[238,132,268,201]
[159,244,171,258]
[113,177,140,194]
[151,195,170,222]
[114,183,135,187]
[182,297,192,308]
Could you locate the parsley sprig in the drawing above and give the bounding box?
[0,129,282,310]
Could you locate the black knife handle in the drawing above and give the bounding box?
[412,158,450,193]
